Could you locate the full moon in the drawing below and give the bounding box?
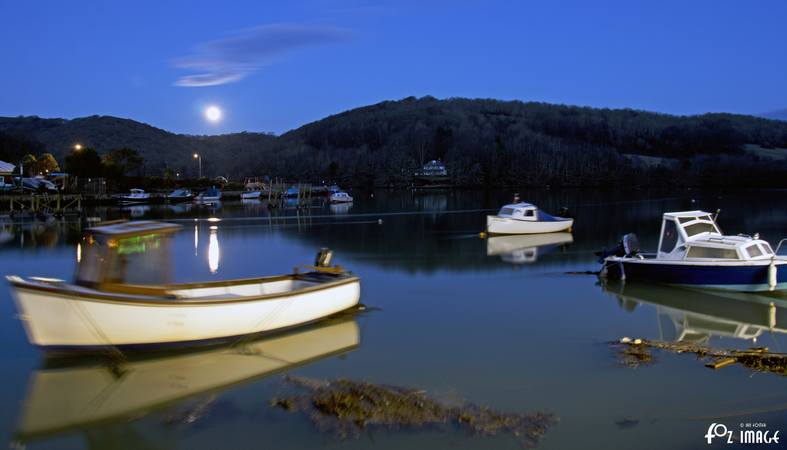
[204,105,222,122]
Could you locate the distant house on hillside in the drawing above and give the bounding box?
[414,160,450,186]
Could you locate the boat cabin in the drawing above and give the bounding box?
[657,211,775,261]
[76,221,182,289]
[497,202,540,221]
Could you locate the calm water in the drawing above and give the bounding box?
[1,189,786,449]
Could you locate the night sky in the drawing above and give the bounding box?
[1,0,785,134]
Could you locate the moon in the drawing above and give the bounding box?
[204,105,222,123]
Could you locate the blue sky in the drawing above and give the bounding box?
[1,0,785,134]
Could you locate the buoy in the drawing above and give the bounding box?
[768,259,777,291]
[377,219,383,225]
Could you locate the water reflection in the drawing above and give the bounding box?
[601,281,787,344]
[329,202,352,214]
[208,226,220,273]
[486,232,573,264]
[15,318,360,443]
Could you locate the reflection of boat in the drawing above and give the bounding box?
[117,188,151,204]
[486,202,573,235]
[330,202,352,214]
[122,205,150,219]
[15,318,360,441]
[601,211,787,292]
[166,188,192,202]
[329,191,353,203]
[486,233,573,264]
[601,281,787,344]
[193,187,222,204]
[7,221,361,350]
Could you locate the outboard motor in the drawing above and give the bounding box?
[595,233,640,263]
[621,233,639,257]
[557,207,571,218]
[315,248,334,267]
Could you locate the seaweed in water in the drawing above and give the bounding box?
[611,337,787,376]
[271,376,557,448]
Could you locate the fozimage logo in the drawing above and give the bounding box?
[705,422,780,445]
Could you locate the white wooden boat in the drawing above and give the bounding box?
[117,188,151,204]
[486,232,573,264]
[329,191,353,203]
[486,202,573,235]
[15,318,359,441]
[7,221,361,350]
[600,211,787,292]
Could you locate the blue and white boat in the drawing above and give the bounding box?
[601,210,787,292]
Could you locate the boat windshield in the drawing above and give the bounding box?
[76,233,174,286]
[499,207,515,216]
[683,222,719,237]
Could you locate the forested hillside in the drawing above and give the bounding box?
[3,97,787,187]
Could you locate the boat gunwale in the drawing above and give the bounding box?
[7,273,360,306]
[604,255,787,266]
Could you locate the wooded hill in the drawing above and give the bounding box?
[3,97,787,187]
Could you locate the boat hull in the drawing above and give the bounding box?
[602,258,787,292]
[486,215,573,235]
[9,276,360,349]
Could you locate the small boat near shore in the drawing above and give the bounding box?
[194,187,221,204]
[7,221,361,351]
[599,210,787,292]
[166,188,193,202]
[486,202,573,235]
[117,188,151,204]
[240,189,262,200]
[329,191,353,203]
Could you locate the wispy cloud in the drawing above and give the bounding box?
[173,23,352,87]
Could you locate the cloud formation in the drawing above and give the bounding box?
[173,24,351,87]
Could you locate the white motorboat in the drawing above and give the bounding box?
[240,190,261,200]
[7,221,361,350]
[118,188,151,204]
[486,232,573,264]
[329,191,353,203]
[486,202,573,235]
[14,318,359,441]
[600,210,787,292]
[167,188,192,202]
[193,187,222,204]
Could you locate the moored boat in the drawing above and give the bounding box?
[7,221,361,350]
[329,191,353,203]
[193,187,222,204]
[117,188,151,204]
[600,210,787,292]
[241,189,261,200]
[166,188,192,202]
[486,202,573,235]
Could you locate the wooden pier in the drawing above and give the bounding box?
[2,193,82,218]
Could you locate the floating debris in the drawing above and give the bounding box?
[611,338,787,376]
[271,376,557,448]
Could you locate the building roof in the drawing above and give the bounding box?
[88,221,181,238]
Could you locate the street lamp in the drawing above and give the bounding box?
[193,153,202,178]
[74,143,82,151]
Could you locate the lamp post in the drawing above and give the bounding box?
[193,153,202,179]
[74,143,82,151]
